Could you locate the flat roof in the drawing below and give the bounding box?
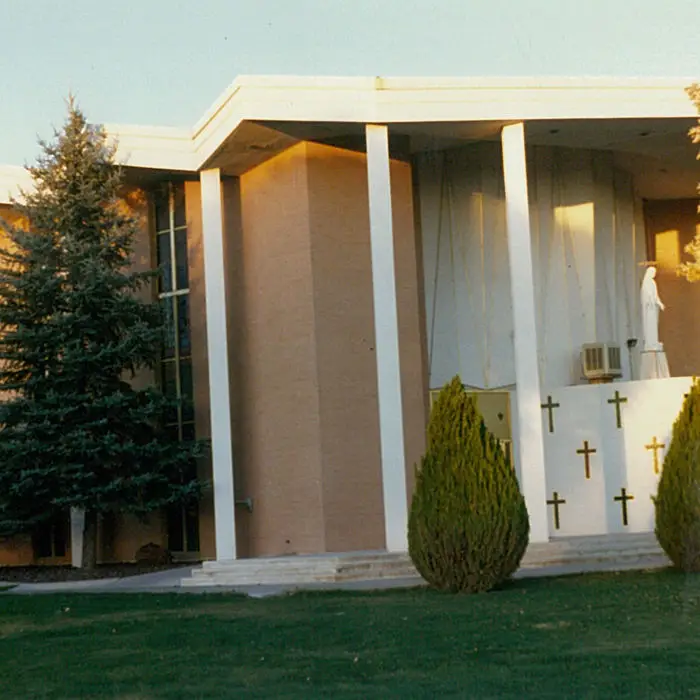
[1,75,697,201]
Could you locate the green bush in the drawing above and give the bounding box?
[408,376,529,593]
[655,379,700,572]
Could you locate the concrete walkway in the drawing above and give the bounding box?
[0,567,196,595]
[0,552,671,597]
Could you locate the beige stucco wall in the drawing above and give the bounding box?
[646,198,700,376]
[0,191,172,566]
[0,204,64,564]
[183,180,217,561]
[0,203,22,225]
[219,141,427,558]
[305,142,427,551]
[110,181,221,563]
[306,145,385,552]
[392,155,430,499]
[106,513,165,563]
[0,141,430,565]
[233,144,327,557]
[105,186,170,562]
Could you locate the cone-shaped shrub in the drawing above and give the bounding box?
[655,379,700,572]
[408,376,529,592]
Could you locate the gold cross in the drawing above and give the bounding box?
[645,437,665,474]
[576,440,597,479]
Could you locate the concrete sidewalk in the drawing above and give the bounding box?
[0,552,671,597]
[0,566,195,595]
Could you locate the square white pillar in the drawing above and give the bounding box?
[200,168,237,561]
[501,123,549,543]
[70,507,85,568]
[365,124,409,552]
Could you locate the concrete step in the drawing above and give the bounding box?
[183,552,419,587]
[180,533,670,588]
[522,533,664,567]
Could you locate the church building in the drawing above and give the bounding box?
[0,76,698,567]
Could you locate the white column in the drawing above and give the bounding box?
[501,123,549,543]
[365,124,409,552]
[200,168,237,560]
[70,508,85,568]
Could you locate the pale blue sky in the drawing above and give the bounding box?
[2,0,699,165]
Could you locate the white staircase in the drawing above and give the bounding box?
[518,532,668,573]
[181,551,417,587]
[180,533,669,588]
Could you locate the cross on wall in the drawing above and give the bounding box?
[645,437,665,475]
[614,488,634,526]
[607,390,628,430]
[576,440,597,480]
[541,395,560,434]
[546,491,566,530]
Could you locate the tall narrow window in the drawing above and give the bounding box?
[154,183,194,441]
[154,183,199,555]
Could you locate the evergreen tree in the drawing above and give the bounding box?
[676,84,700,281]
[408,377,529,593]
[0,99,204,568]
[655,379,700,571]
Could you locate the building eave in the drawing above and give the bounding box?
[2,75,698,191]
[119,75,700,173]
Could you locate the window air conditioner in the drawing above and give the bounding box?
[581,343,622,382]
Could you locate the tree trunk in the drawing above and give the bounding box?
[82,510,98,570]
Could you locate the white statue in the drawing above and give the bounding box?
[640,266,666,351]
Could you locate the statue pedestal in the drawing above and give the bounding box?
[640,350,670,380]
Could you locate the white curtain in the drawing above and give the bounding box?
[418,142,645,391]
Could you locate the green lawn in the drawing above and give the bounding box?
[2,570,700,699]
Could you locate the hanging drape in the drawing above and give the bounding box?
[418,142,645,390]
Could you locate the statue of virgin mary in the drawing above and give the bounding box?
[640,266,666,351]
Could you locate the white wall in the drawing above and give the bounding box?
[531,377,691,537]
[418,142,646,391]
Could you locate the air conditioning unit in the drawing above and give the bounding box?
[581,342,622,382]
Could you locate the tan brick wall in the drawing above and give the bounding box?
[0,193,166,565]
[219,141,427,557]
[235,144,327,557]
[305,142,427,552]
[0,203,23,226]
[107,186,169,562]
[0,205,41,564]
[646,199,700,377]
[0,536,33,566]
[391,157,429,500]
[183,181,217,561]
[305,144,385,551]
[107,513,165,563]
[0,143,431,565]
[0,205,22,410]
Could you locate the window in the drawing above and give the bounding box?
[154,182,199,554]
[32,516,68,559]
[154,183,195,442]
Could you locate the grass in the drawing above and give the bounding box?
[1,569,700,698]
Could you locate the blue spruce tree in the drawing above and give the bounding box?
[0,100,204,568]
